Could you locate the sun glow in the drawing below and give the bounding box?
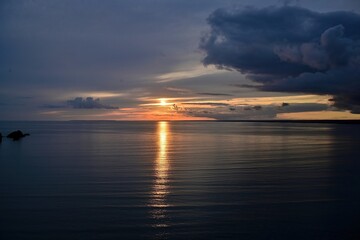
[160,98,167,106]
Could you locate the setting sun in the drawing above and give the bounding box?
[160,98,167,106]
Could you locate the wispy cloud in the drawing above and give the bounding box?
[40,110,65,115]
[61,91,125,100]
[165,87,192,94]
[197,92,233,96]
[155,65,222,82]
[228,95,331,106]
[182,102,230,106]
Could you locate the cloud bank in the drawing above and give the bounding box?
[200,6,360,113]
[67,97,118,109]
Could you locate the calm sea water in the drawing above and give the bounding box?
[0,121,360,240]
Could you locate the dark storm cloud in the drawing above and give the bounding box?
[67,97,118,109]
[201,6,360,113]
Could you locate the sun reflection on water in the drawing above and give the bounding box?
[150,121,171,227]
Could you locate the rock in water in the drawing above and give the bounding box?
[0,132,2,143]
[7,130,30,141]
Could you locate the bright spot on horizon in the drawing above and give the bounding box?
[160,98,167,106]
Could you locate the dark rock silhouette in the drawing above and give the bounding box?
[7,130,30,141]
[0,132,2,143]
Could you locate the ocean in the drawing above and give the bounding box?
[0,121,359,239]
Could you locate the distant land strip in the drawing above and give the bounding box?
[215,120,360,124]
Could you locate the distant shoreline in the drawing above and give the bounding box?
[215,120,360,124]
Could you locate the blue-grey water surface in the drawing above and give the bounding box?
[1,121,360,240]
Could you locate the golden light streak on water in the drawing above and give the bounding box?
[150,121,171,227]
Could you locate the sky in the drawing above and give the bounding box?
[1,0,360,120]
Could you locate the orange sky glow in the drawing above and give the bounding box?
[80,95,360,121]
[38,94,360,121]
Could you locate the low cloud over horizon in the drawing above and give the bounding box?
[67,97,118,110]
